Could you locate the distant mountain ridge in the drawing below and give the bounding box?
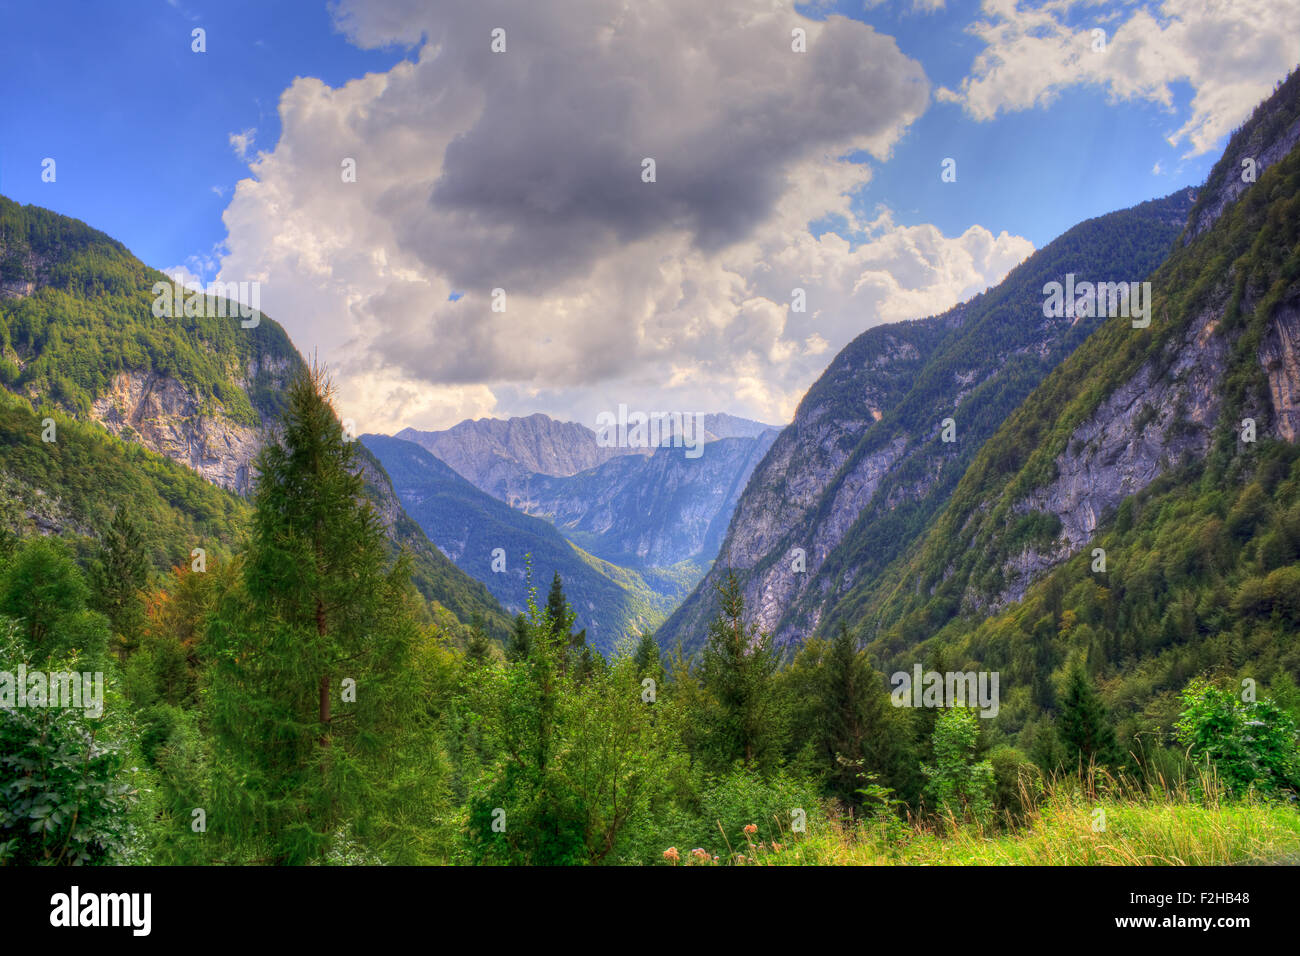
[509,432,778,568]
[396,411,779,570]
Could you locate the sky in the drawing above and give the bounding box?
[1,0,1297,433]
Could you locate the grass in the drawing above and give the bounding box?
[673,768,1300,866]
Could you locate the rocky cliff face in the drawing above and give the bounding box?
[718,327,937,575]
[91,371,260,494]
[1260,294,1300,442]
[996,299,1231,607]
[88,354,294,494]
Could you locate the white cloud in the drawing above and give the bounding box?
[161,264,205,292]
[939,0,1300,157]
[217,0,1032,433]
[863,0,947,11]
[228,128,257,161]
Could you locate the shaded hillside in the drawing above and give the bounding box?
[364,433,695,652]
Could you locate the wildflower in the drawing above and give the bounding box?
[663,847,679,863]
[743,823,758,835]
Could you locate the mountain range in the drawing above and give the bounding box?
[372,414,778,650]
[4,67,1299,700]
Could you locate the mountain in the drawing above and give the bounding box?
[363,433,694,651]
[507,432,778,568]
[398,411,779,569]
[396,414,634,498]
[657,186,1200,653]
[845,66,1300,690]
[0,195,510,639]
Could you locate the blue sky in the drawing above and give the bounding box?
[0,0,407,271]
[1,0,1294,431]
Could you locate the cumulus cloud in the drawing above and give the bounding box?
[939,0,1300,156]
[217,0,1032,433]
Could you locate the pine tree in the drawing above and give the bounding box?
[699,570,782,769]
[819,622,899,802]
[1057,658,1118,771]
[507,612,531,662]
[542,571,592,679]
[465,613,494,664]
[545,572,572,640]
[632,632,664,685]
[89,507,150,656]
[205,364,438,864]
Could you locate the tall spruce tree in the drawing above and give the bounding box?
[543,571,594,680]
[699,570,782,769]
[205,364,437,863]
[89,507,150,656]
[507,612,531,662]
[1058,658,1118,771]
[819,622,900,802]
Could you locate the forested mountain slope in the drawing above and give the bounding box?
[658,186,1197,652]
[0,196,509,637]
[847,70,1300,730]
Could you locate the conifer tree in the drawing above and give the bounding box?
[465,613,494,664]
[1057,658,1118,771]
[632,632,664,685]
[542,571,594,679]
[700,570,782,769]
[819,622,899,801]
[507,612,531,662]
[206,364,438,864]
[89,507,150,656]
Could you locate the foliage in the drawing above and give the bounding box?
[1175,678,1300,798]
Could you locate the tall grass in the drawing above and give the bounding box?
[695,765,1300,866]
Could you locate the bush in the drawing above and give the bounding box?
[1175,678,1300,798]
